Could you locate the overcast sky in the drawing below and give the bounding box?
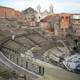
[0,0,80,13]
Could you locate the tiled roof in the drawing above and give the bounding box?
[40,14,59,22]
[22,7,37,14]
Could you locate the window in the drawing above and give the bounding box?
[61,16,64,19]
[61,16,64,22]
[48,21,54,29]
[65,28,68,32]
[66,16,69,20]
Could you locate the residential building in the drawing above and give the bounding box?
[40,14,59,36]
[22,7,37,27]
[22,5,54,27]
[71,14,80,37]
[40,13,71,37]
[36,10,50,22]
[36,4,54,22]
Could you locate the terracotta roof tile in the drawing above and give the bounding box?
[40,14,59,22]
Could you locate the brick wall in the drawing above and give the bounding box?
[0,6,21,19]
[0,7,5,18]
[15,11,22,18]
[59,13,71,29]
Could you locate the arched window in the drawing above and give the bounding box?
[61,16,64,22]
[39,16,40,19]
[61,16,64,19]
[66,16,69,20]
